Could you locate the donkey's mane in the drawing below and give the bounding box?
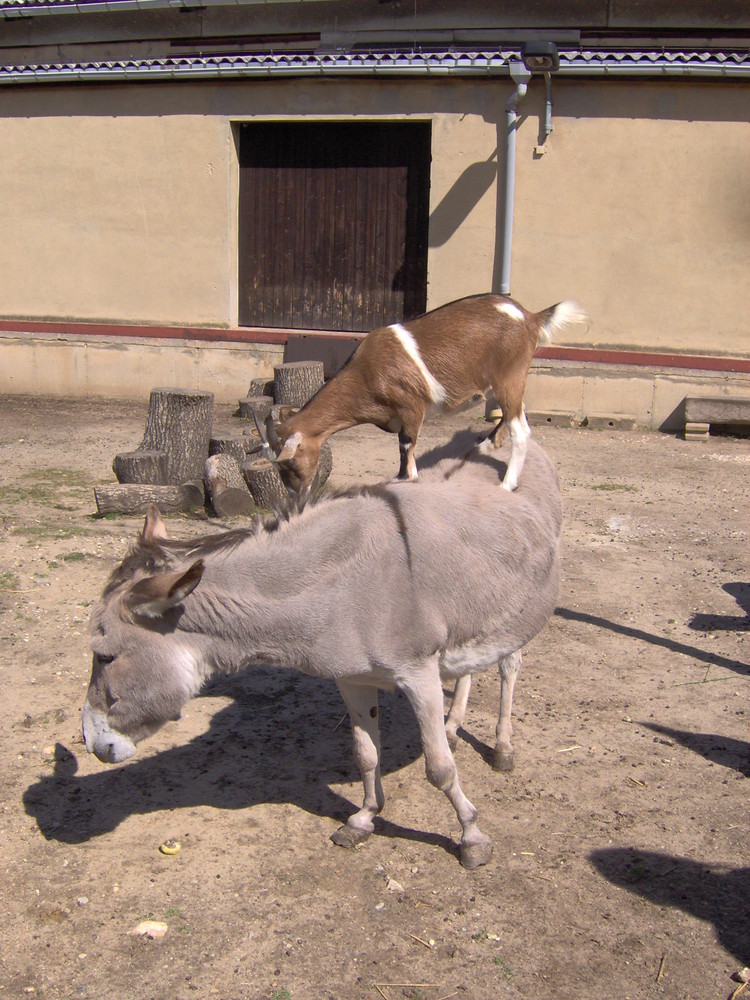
[101,478,404,597]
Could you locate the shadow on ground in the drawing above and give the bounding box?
[591,847,750,964]
[641,721,750,778]
[23,667,457,857]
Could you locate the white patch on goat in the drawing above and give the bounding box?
[495,301,525,322]
[282,432,303,458]
[389,324,447,405]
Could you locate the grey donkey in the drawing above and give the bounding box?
[82,435,562,868]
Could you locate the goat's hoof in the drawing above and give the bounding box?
[330,824,371,849]
[460,836,493,869]
[492,748,515,772]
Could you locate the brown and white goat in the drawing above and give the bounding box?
[261,293,586,496]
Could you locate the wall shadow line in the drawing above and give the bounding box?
[555,606,749,677]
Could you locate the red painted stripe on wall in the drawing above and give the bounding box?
[535,345,750,374]
[1,319,749,374]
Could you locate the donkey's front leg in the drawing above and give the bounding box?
[330,681,385,849]
[401,660,492,869]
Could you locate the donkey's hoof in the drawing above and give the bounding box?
[460,836,493,869]
[330,824,371,849]
[446,731,458,752]
[492,748,515,772]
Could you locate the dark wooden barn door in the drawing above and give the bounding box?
[238,121,431,332]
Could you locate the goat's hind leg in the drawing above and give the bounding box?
[330,681,385,849]
[493,650,522,772]
[444,674,471,750]
[401,660,492,869]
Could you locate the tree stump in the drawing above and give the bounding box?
[273,361,324,409]
[317,441,333,489]
[242,440,333,509]
[238,395,274,423]
[209,432,262,468]
[271,404,298,425]
[204,454,256,518]
[242,457,287,511]
[94,482,204,516]
[139,388,214,485]
[112,449,169,485]
[249,377,275,399]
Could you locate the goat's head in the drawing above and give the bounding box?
[255,411,322,498]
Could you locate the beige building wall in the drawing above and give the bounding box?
[510,78,750,356]
[0,74,748,366]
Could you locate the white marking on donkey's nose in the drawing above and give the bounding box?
[82,699,137,764]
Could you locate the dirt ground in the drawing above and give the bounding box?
[0,392,747,1000]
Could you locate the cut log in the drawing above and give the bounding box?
[112,449,169,485]
[273,361,324,408]
[209,432,262,468]
[94,482,204,516]
[271,404,298,425]
[249,377,275,399]
[139,387,214,485]
[242,457,287,510]
[238,395,274,423]
[204,454,256,518]
[317,441,333,489]
[242,440,333,509]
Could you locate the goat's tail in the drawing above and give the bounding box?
[536,300,588,346]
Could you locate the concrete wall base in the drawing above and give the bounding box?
[2,333,750,432]
[0,332,283,405]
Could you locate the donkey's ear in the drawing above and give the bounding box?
[126,560,204,618]
[141,505,169,543]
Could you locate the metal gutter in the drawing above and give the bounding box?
[1,49,750,85]
[0,0,329,15]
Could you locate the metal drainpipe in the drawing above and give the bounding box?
[500,62,532,295]
[543,71,553,140]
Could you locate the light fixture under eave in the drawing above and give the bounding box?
[520,40,560,74]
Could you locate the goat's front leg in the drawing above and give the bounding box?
[330,681,385,849]
[493,650,522,772]
[401,659,492,869]
[397,426,422,481]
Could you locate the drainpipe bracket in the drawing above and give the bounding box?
[509,61,532,85]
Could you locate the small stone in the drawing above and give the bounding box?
[386,878,404,893]
[128,920,168,939]
[375,902,385,911]
[77,897,88,906]
[732,968,750,984]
